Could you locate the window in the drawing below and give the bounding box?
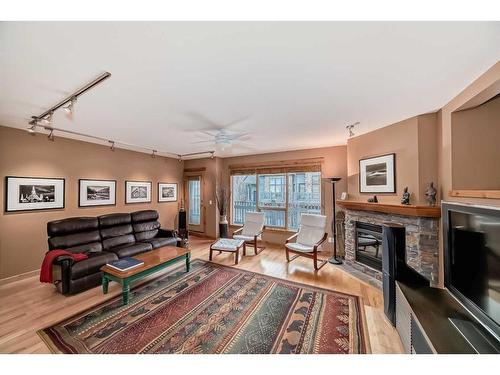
[231,175,257,225]
[231,171,321,231]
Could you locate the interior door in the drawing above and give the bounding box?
[185,175,204,233]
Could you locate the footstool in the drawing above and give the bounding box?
[209,238,245,264]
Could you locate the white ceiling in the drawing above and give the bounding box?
[1,22,499,158]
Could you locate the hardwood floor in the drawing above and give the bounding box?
[0,237,403,354]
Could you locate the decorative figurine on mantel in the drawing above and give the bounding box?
[401,187,411,205]
[367,195,378,203]
[425,182,437,206]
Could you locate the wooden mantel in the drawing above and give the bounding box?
[337,200,441,218]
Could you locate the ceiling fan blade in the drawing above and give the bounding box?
[223,115,251,128]
[230,134,251,141]
[184,111,225,130]
[190,140,214,144]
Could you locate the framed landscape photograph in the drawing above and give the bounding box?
[79,179,116,207]
[125,180,152,204]
[5,176,65,212]
[158,182,177,202]
[359,153,396,193]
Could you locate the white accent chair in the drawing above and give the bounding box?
[232,211,266,256]
[285,213,328,270]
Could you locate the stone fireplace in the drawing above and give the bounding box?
[338,201,440,287]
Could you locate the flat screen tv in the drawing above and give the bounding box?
[443,202,500,343]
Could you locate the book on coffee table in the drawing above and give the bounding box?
[106,257,144,272]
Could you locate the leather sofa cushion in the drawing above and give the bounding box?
[48,217,98,237]
[65,242,103,254]
[100,224,133,240]
[133,221,160,233]
[108,242,152,258]
[140,237,177,249]
[48,230,101,251]
[70,251,118,280]
[98,213,131,228]
[102,234,136,251]
[131,210,158,223]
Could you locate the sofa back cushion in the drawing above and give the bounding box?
[132,210,160,241]
[47,217,102,254]
[98,213,135,250]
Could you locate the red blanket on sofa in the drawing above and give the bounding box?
[40,250,88,283]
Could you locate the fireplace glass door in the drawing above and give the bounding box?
[355,222,383,271]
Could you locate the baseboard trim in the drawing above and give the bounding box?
[0,268,39,285]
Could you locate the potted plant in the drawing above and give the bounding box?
[215,183,229,238]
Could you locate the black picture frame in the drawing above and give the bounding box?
[158,182,178,203]
[5,176,65,212]
[125,180,152,204]
[78,179,117,208]
[359,153,396,194]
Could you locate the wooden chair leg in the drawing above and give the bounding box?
[235,248,239,264]
[285,246,290,262]
[209,247,213,261]
[243,242,246,256]
[313,252,327,270]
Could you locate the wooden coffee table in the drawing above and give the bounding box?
[100,246,190,305]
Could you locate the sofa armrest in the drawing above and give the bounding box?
[53,257,72,295]
[158,228,177,238]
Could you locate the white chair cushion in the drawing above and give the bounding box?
[296,214,327,246]
[241,211,265,237]
[286,242,315,253]
[233,234,258,242]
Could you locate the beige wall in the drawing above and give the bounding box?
[451,94,500,190]
[347,113,438,205]
[0,126,184,279]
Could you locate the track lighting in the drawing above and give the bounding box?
[48,129,55,141]
[63,97,76,115]
[346,121,359,138]
[151,150,157,158]
[210,152,215,159]
[39,112,53,126]
[109,141,115,151]
[26,124,36,134]
[178,155,182,163]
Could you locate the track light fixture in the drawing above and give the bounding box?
[48,129,55,141]
[26,124,36,134]
[178,155,182,163]
[63,97,77,115]
[210,152,215,159]
[39,111,53,126]
[109,141,115,151]
[29,72,111,128]
[346,121,359,138]
[151,150,157,158]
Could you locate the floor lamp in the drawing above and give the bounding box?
[323,177,342,265]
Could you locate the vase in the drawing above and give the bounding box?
[219,215,229,238]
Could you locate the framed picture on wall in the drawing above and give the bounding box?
[5,176,65,212]
[79,179,116,207]
[125,180,152,204]
[359,153,396,193]
[158,182,177,202]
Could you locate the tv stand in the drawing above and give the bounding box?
[449,318,500,354]
[395,279,500,353]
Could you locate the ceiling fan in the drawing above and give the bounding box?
[185,112,254,152]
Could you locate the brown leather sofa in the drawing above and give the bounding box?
[47,210,178,295]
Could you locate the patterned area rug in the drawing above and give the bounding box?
[39,260,368,354]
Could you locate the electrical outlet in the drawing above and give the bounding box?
[209,200,213,205]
